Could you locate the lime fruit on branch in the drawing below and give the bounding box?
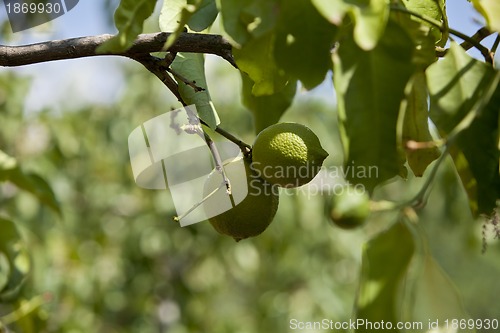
[330,187,370,229]
[203,157,279,241]
[251,123,329,188]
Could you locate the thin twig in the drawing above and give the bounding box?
[436,27,494,58]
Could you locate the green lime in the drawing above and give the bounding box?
[203,157,279,241]
[251,122,328,188]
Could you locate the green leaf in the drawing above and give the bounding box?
[0,149,17,173]
[97,0,157,53]
[351,0,389,50]
[160,0,220,129]
[273,0,337,89]
[391,8,439,70]
[333,20,415,192]
[402,0,448,46]
[427,42,496,133]
[451,84,500,215]
[216,0,278,46]
[172,53,220,129]
[472,0,500,32]
[0,217,30,301]
[241,73,296,133]
[427,43,500,214]
[409,255,473,332]
[354,221,415,332]
[0,150,61,215]
[159,0,198,49]
[401,72,440,177]
[311,0,348,25]
[188,0,218,32]
[234,33,289,96]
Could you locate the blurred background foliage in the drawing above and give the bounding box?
[0,2,500,333]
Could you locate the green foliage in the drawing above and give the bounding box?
[472,0,500,32]
[355,221,415,332]
[334,19,415,192]
[273,0,337,89]
[2,1,500,332]
[97,0,157,52]
[401,73,440,176]
[0,217,30,302]
[160,0,220,128]
[401,0,448,46]
[240,73,296,133]
[427,43,500,215]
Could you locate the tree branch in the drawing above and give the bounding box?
[0,32,237,68]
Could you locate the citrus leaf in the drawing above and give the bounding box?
[427,43,500,215]
[274,0,337,89]
[160,0,220,129]
[97,0,157,53]
[0,149,17,174]
[159,0,198,49]
[333,19,415,192]
[354,221,415,332]
[234,33,289,96]
[172,53,220,129]
[188,0,218,32]
[409,255,473,332]
[241,73,296,133]
[472,0,500,32]
[0,252,9,292]
[401,72,440,177]
[311,0,348,25]
[391,10,437,70]
[350,0,389,50]
[216,0,278,46]
[402,0,448,46]
[451,84,500,215]
[0,217,30,301]
[0,150,61,215]
[427,42,496,133]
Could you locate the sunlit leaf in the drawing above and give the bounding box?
[452,85,500,215]
[0,150,61,215]
[234,33,289,96]
[351,0,389,50]
[409,255,473,332]
[274,0,337,89]
[427,42,496,132]
[172,53,220,129]
[216,0,278,46]
[160,0,220,129]
[0,217,30,301]
[188,0,218,32]
[160,0,198,49]
[472,0,500,32]
[311,0,347,25]
[401,72,440,176]
[402,0,448,46]
[333,19,415,192]
[427,43,500,214]
[241,73,296,133]
[354,221,415,332]
[97,0,157,52]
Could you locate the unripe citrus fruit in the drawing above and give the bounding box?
[251,123,328,188]
[203,157,279,241]
[330,187,370,229]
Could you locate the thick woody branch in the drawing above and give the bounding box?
[0,32,237,68]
